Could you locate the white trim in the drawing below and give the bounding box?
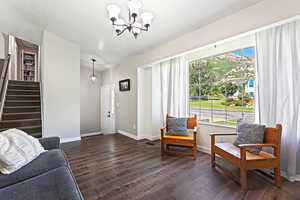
[281,171,300,182]
[199,121,236,129]
[137,68,144,142]
[197,145,211,154]
[118,130,138,140]
[81,132,102,138]
[145,135,161,141]
[60,136,81,143]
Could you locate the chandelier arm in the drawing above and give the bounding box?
[113,23,129,27]
[117,26,129,36]
[112,19,129,28]
[131,25,149,32]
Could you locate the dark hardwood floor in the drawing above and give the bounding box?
[62,134,300,200]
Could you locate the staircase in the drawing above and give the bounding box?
[0,59,4,72]
[0,80,42,138]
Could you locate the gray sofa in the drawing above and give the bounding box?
[0,137,84,200]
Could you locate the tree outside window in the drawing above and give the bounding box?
[189,47,255,126]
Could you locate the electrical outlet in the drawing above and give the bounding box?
[133,124,136,130]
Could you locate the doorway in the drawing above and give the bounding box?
[101,85,116,134]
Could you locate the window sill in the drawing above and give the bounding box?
[198,121,236,129]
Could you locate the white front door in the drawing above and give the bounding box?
[101,85,115,134]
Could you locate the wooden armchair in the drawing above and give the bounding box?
[161,114,198,159]
[210,124,282,190]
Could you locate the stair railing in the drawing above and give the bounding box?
[0,54,11,120]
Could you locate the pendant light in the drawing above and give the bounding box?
[90,58,97,82]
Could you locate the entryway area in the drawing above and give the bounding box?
[80,58,116,138]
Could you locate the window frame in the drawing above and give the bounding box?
[188,45,256,127]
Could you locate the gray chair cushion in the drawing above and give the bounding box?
[38,137,60,150]
[167,118,188,136]
[0,166,84,200]
[233,121,266,154]
[0,149,68,188]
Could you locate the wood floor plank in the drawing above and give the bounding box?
[62,134,299,200]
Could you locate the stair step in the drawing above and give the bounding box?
[8,80,40,86]
[5,100,40,106]
[7,89,40,95]
[6,95,40,101]
[0,126,42,138]
[8,84,40,90]
[0,118,41,129]
[3,106,41,113]
[2,112,41,120]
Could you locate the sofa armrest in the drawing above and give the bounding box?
[0,149,68,189]
[39,137,61,150]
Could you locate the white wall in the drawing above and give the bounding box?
[41,31,81,142]
[0,33,9,60]
[80,66,102,135]
[8,36,18,80]
[103,0,300,138]
[0,34,5,59]
[0,3,42,45]
[137,67,153,140]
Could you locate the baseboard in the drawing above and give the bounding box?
[197,145,211,154]
[118,130,138,140]
[81,132,102,138]
[281,171,300,182]
[61,136,81,143]
[145,135,161,141]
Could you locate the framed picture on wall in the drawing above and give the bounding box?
[119,79,130,91]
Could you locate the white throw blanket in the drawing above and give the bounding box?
[0,129,46,174]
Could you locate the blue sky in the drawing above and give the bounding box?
[232,47,255,58]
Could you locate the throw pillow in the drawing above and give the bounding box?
[0,129,46,174]
[167,118,188,136]
[233,121,265,154]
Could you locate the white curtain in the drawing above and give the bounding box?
[152,56,189,126]
[255,20,300,180]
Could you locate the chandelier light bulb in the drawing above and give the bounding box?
[107,4,121,22]
[91,75,97,82]
[114,18,125,33]
[128,0,142,18]
[132,22,142,38]
[141,12,153,28]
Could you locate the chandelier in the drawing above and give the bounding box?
[106,0,154,39]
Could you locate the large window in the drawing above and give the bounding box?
[189,47,255,126]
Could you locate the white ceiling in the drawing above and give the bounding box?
[3,0,263,71]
